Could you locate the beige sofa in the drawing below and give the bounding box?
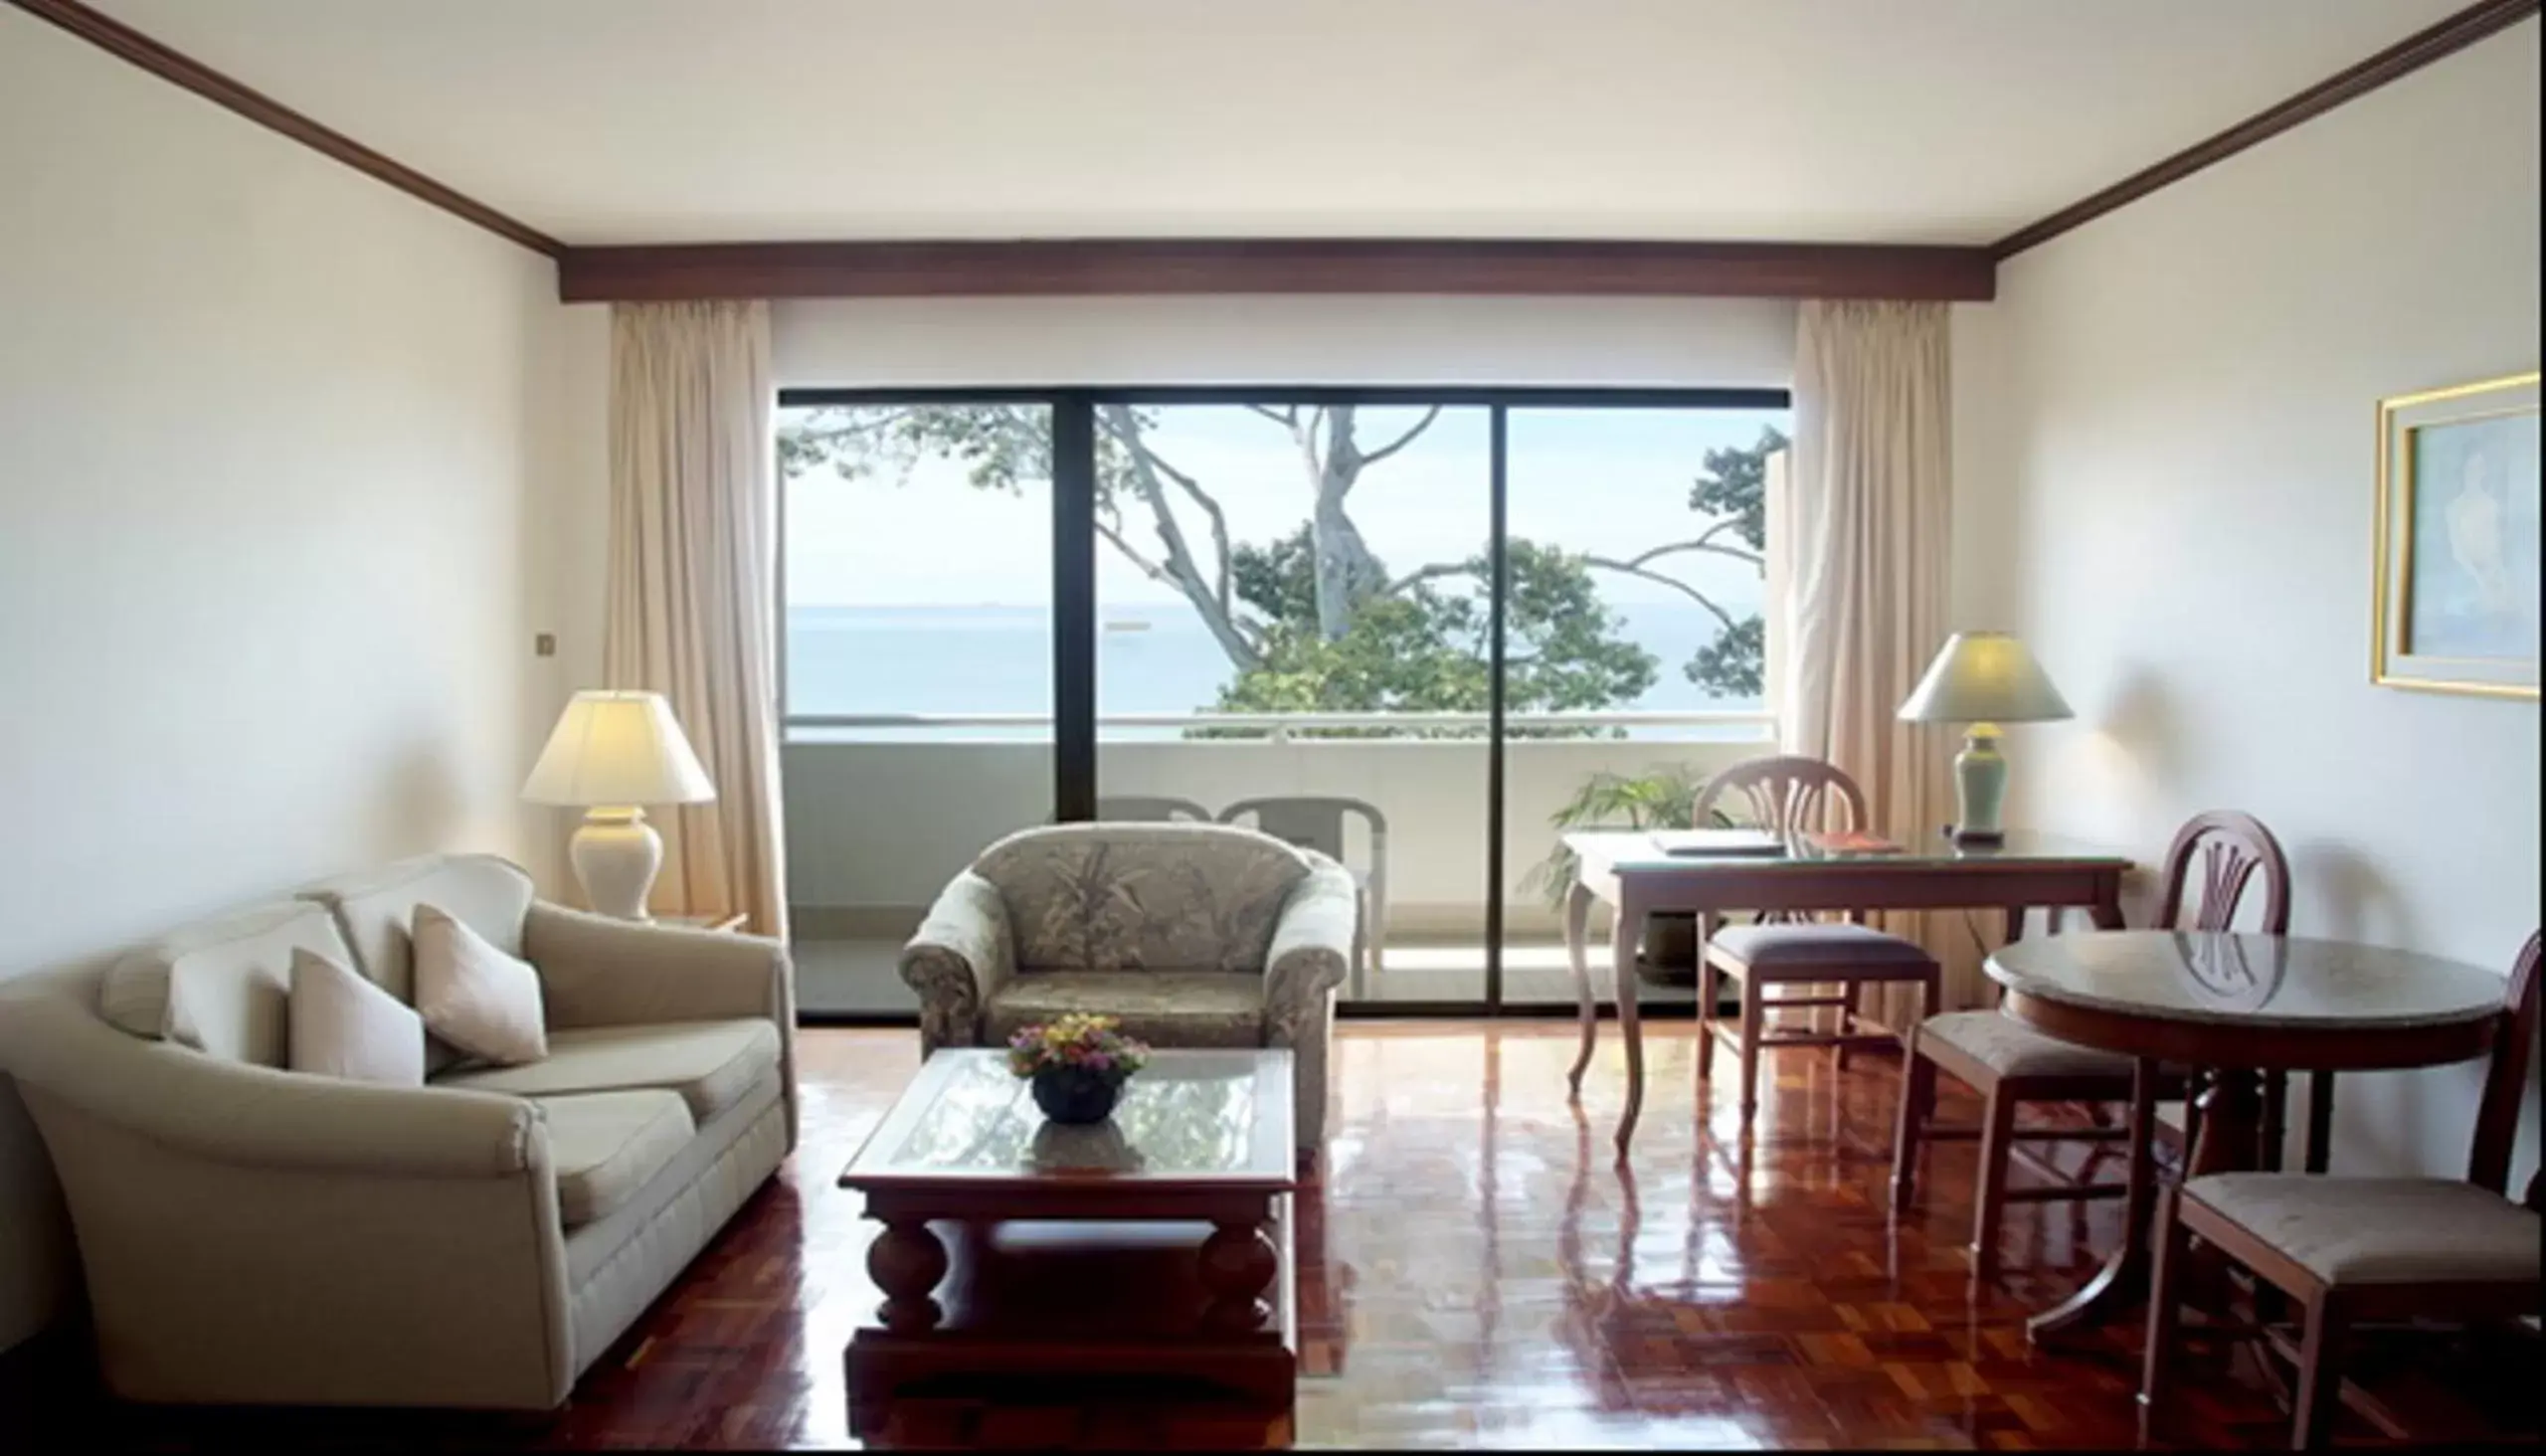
[0,853,795,1409]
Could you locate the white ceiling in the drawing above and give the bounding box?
[84,0,2470,247]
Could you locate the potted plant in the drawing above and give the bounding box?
[1526,764,1729,986]
[1005,1012,1152,1124]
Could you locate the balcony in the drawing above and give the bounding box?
[784,708,1775,1014]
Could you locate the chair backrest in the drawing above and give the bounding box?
[1691,755,1869,836]
[2469,930,2542,1196]
[2152,811,2291,934]
[1094,795,1213,823]
[971,822,1312,975]
[1216,796,1385,868]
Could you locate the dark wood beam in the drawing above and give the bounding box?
[556,238,1996,303]
[1992,0,2540,261]
[4,0,563,258]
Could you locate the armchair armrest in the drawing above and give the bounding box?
[0,990,535,1179]
[899,871,1015,1053]
[1263,858,1357,1045]
[522,901,793,1031]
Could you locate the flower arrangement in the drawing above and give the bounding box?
[1005,1012,1151,1081]
[1006,1013,1151,1124]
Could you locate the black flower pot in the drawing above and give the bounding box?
[1030,1065,1125,1125]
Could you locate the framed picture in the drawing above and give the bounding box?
[2373,371,2540,699]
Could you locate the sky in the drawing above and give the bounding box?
[780,403,1788,620]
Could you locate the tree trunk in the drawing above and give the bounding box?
[1310,407,1386,640]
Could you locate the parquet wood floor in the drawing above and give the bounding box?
[0,1021,2516,1449]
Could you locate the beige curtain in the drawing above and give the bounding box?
[605,301,788,938]
[1781,299,1973,1011]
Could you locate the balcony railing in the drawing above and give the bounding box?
[785,708,1775,742]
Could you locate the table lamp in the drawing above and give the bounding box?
[1897,632,2072,844]
[522,690,715,919]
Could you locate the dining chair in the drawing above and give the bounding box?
[1217,796,1387,996]
[1093,794,1214,823]
[1693,755,1941,1131]
[1892,810,2292,1281]
[2140,931,2542,1449]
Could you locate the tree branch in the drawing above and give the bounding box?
[1582,556,1741,631]
[1134,445,1236,620]
[1241,404,1297,429]
[1097,404,1260,670]
[1381,561,1475,597]
[1616,524,1765,572]
[1358,405,1444,468]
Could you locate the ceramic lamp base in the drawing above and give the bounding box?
[570,808,661,920]
[1950,725,2009,844]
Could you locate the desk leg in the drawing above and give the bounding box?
[1564,881,1596,1096]
[2088,874,2126,932]
[2029,1054,2159,1344]
[1612,886,1647,1163]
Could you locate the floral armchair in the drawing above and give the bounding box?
[899,822,1359,1153]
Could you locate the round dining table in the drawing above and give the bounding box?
[1982,929,2509,1343]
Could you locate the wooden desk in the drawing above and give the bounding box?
[1563,829,2132,1160]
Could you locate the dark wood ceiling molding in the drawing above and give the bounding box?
[5,0,563,257]
[1993,0,2540,261]
[556,239,1998,303]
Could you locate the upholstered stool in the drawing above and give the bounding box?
[1697,922,1940,1129]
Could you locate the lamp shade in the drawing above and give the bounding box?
[522,690,715,808]
[1897,632,2074,725]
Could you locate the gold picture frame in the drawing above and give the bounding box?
[2372,371,2540,699]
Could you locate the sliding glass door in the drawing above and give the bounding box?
[776,388,1787,1018]
[1089,402,1493,1005]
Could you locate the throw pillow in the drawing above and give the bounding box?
[287,947,426,1086]
[412,903,548,1066]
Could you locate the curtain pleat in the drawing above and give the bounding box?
[1783,299,1975,1015]
[604,301,788,938]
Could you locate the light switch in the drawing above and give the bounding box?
[534,633,557,657]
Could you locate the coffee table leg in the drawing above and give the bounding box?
[1199,1218,1279,1334]
[868,1220,948,1333]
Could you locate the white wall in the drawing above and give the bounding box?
[0,11,571,1348]
[775,294,1796,387]
[1960,23,2541,1180]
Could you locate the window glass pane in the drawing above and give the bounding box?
[777,401,1055,1014]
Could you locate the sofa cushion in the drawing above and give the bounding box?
[985,973,1264,1049]
[974,823,1311,975]
[433,1018,780,1123]
[287,947,426,1086]
[301,854,536,1074]
[2187,1174,2543,1285]
[413,905,547,1067]
[299,854,536,1004]
[100,900,353,1067]
[535,1089,696,1228]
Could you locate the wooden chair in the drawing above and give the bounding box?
[1219,796,1388,996]
[1892,811,2292,1281]
[1093,795,1214,823]
[1694,756,1941,1131]
[2141,931,2542,1449]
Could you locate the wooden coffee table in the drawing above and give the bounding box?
[837,1048,1299,1432]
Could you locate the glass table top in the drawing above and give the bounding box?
[1986,931,2508,1029]
[839,1049,1295,1188]
[1565,826,2131,872]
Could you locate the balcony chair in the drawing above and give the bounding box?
[1094,795,1214,823]
[2140,931,2542,1449]
[1217,796,1387,999]
[1693,755,1942,1132]
[898,821,1356,1157]
[1893,811,2303,1283]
